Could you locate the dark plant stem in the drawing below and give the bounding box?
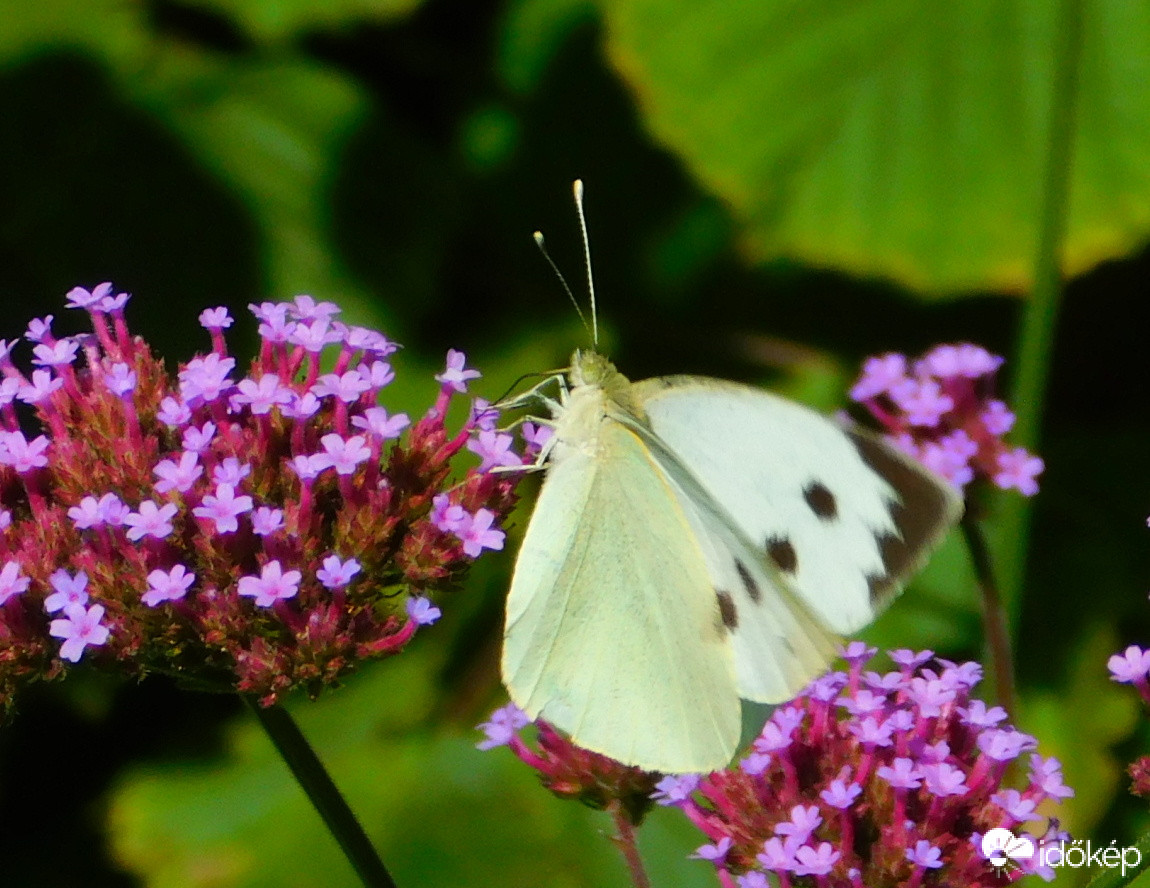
[960,512,1017,720]
[609,801,652,888]
[245,697,398,888]
[1000,0,1086,613]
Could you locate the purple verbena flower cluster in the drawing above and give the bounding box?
[657,646,1072,887]
[0,284,521,712]
[477,702,660,824]
[850,344,1043,495]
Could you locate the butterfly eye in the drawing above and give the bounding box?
[803,482,838,519]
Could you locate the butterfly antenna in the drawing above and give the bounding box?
[533,230,592,341]
[572,179,598,347]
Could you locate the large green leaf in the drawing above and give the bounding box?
[596,0,1150,295]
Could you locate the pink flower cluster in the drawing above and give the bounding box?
[850,344,1043,495]
[0,284,521,711]
[657,646,1071,887]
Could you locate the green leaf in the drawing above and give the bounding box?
[182,0,424,43]
[595,0,1150,294]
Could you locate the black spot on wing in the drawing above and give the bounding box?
[849,429,961,607]
[766,537,798,574]
[716,589,738,630]
[734,558,762,603]
[803,482,838,519]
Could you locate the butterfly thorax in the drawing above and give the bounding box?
[549,350,647,457]
[569,349,644,416]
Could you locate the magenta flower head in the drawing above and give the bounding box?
[477,703,661,825]
[659,650,1072,886]
[850,344,1043,496]
[0,285,523,712]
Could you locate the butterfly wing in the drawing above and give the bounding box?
[633,376,962,635]
[502,416,741,773]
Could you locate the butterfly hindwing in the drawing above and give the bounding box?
[631,376,962,637]
[502,415,741,773]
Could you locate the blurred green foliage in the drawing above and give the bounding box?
[0,0,1149,886]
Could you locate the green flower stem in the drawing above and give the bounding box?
[960,512,1017,719]
[245,697,398,888]
[609,800,652,888]
[999,0,1086,616]
[1082,829,1150,888]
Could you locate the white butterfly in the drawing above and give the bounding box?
[500,184,962,774]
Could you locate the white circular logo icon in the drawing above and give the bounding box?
[982,828,1035,870]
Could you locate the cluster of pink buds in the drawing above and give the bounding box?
[0,283,522,712]
[477,703,660,823]
[850,344,1043,495]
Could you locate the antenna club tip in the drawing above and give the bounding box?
[532,231,545,244]
[573,179,584,199]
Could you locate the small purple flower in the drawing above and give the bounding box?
[757,837,795,873]
[199,307,233,329]
[467,429,524,473]
[0,561,30,606]
[431,494,468,533]
[237,561,302,607]
[849,353,907,400]
[458,509,505,558]
[405,597,441,626]
[1108,645,1150,684]
[352,407,410,441]
[906,839,943,869]
[652,774,700,806]
[316,555,361,590]
[994,447,1044,496]
[157,396,192,427]
[775,805,822,843]
[316,434,372,476]
[234,373,293,414]
[179,353,236,403]
[192,483,254,534]
[791,842,839,876]
[142,565,195,607]
[44,570,89,613]
[435,349,481,393]
[49,603,110,662]
[877,757,922,789]
[820,778,862,809]
[691,837,733,862]
[0,432,51,472]
[313,370,372,403]
[104,362,137,396]
[921,761,968,797]
[153,451,203,494]
[890,378,954,427]
[250,506,285,536]
[476,703,530,750]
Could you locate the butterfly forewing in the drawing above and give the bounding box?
[631,377,962,636]
[502,413,741,773]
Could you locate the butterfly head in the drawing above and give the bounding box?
[568,350,646,421]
